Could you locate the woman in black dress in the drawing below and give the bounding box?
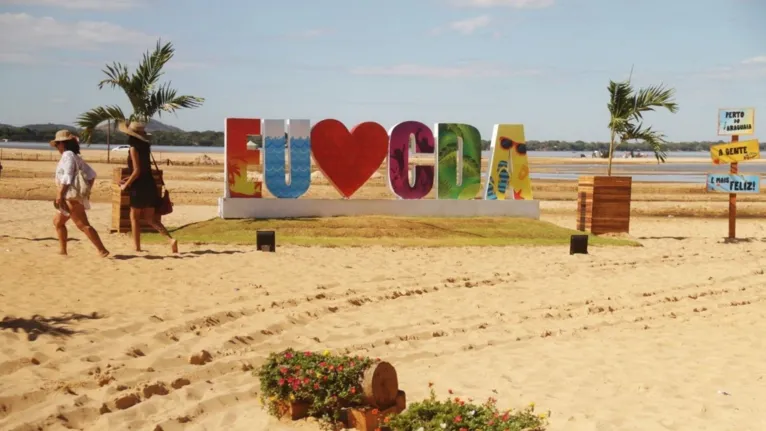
[118,121,178,253]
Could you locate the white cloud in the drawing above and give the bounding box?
[349,63,540,78]
[448,15,491,34]
[451,0,554,8]
[0,13,156,64]
[742,55,766,65]
[0,0,142,10]
[696,65,766,80]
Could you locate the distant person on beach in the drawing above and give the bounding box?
[117,121,178,253]
[51,130,110,257]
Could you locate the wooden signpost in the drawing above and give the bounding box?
[712,108,759,239]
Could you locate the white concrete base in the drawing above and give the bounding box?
[218,198,540,219]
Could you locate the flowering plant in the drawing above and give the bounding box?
[257,348,377,425]
[385,384,548,431]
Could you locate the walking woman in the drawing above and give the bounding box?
[51,130,110,257]
[118,121,178,253]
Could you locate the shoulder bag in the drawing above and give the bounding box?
[150,152,174,216]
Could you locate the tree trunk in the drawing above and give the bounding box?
[607,128,616,176]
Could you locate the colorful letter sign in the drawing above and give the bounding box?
[224,118,538,201]
[310,119,389,198]
[262,119,312,199]
[707,174,760,193]
[484,124,532,200]
[225,118,262,198]
[718,108,755,136]
[710,139,761,164]
[387,121,435,199]
[435,123,483,200]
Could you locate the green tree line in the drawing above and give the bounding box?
[0,125,223,147]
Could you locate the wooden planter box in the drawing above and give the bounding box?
[577,175,632,235]
[110,167,164,233]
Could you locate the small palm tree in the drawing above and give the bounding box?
[606,79,678,175]
[76,39,204,142]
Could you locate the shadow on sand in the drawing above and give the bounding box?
[111,249,244,261]
[0,312,103,341]
[0,235,79,242]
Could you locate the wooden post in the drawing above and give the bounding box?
[106,119,111,164]
[728,135,739,239]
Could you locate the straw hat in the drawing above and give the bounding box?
[118,120,151,142]
[49,130,79,146]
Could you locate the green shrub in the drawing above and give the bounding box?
[385,384,548,431]
[256,348,376,426]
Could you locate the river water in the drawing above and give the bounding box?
[2,141,762,185]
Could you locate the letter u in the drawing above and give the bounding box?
[262,119,312,198]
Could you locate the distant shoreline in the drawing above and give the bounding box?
[0,140,716,156]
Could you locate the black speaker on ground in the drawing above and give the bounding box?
[570,234,589,255]
[256,230,276,252]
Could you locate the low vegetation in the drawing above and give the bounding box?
[387,385,548,431]
[144,216,640,247]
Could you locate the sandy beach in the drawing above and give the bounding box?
[1,149,765,431]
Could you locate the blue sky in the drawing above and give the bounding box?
[0,0,764,142]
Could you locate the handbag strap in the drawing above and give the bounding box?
[149,151,166,187]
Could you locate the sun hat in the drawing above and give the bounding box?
[49,129,79,146]
[118,120,152,142]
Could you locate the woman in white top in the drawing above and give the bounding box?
[51,130,109,257]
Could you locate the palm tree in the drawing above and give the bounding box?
[76,39,204,143]
[606,79,678,176]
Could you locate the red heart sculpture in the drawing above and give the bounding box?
[310,119,389,198]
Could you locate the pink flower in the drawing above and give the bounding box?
[278,378,285,386]
[285,352,293,359]
[454,415,462,423]
[304,351,312,356]
[279,367,288,375]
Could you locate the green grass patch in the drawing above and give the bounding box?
[143,216,640,248]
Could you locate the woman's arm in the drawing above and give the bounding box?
[121,147,141,189]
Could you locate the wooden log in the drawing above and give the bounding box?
[343,390,406,431]
[361,361,399,409]
[273,400,310,420]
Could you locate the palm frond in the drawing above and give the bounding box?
[98,62,131,90]
[619,123,669,163]
[78,38,204,139]
[631,84,678,120]
[75,105,126,143]
[146,82,205,117]
[133,40,174,93]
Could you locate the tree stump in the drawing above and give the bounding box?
[361,361,399,408]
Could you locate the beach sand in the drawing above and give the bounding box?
[1,198,765,431]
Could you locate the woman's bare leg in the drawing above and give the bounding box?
[53,211,69,255]
[67,200,109,257]
[143,207,178,253]
[129,207,142,252]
